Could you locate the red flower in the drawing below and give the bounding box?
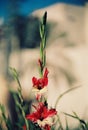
[25,102,57,130]
[32,68,49,90]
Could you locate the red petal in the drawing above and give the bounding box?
[47,109,57,117]
[44,124,51,130]
[44,68,49,78]
[32,77,38,86]
[43,108,57,119]
[26,112,39,122]
[43,78,48,86]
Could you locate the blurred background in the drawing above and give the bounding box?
[0,0,88,128]
[0,0,87,76]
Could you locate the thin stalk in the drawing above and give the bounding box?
[16,102,29,130]
[55,85,81,109]
[57,114,64,130]
[39,11,47,77]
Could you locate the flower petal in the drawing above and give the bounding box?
[32,77,38,86]
[44,68,49,78]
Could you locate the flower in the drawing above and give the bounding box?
[32,68,49,90]
[25,102,57,130]
[32,68,49,100]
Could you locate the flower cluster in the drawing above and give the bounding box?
[23,59,57,130]
[23,12,57,130]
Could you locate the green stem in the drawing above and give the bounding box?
[39,12,47,77]
[16,102,29,130]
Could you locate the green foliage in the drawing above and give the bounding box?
[64,112,88,130]
[9,67,29,130]
[0,104,13,130]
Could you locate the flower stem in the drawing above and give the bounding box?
[39,11,47,77]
